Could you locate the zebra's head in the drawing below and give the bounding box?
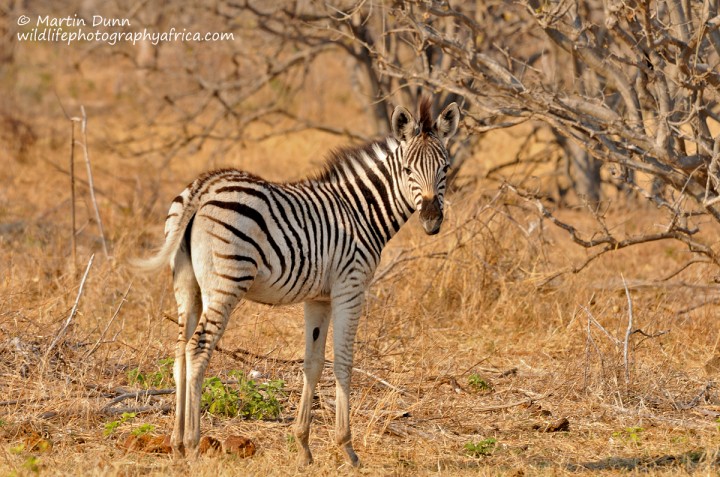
[391,99,460,235]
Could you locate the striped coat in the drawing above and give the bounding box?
[134,98,460,466]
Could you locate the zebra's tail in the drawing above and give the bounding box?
[129,189,199,274]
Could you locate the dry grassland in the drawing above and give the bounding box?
[2,27,720,477]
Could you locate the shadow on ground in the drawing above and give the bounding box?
[568,449,719,472]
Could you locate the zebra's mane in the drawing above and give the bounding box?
[307,98,431,185]
[308,138,398,184]
[418,96,433,135]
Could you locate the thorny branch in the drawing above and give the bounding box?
[505,184,720,286]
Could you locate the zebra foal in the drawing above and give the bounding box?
[134,97,460,466]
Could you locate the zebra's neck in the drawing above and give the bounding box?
[305,137,415,248]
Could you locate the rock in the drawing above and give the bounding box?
[145,435,172,454]
[543,417,570,432]
[223,435,256,458]
[120,434,172,453]
[199,435,222,456]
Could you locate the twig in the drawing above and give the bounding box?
[622,275,633,386]
[82,282,132,359]
[0,397,51,406]
[474,392,552,412]
[79,106,109,259]
[217,344,413,397]
[497,367,518,378]
[69,117,77,270]
[676,297,720,316]
[657,259,711,282]
[582,305,621,346]
[352,367,413,398]
[215,344,303,364]
[104,388,176,407]
[672,382,715,411]
[323,398,434,439]
[633,328,670,347]
[45,254,95,360]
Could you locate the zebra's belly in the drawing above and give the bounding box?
[243,271,329,306]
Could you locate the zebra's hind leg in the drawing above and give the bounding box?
[183,276,251,456]
[170,239,202,458]
[295,301,331,466]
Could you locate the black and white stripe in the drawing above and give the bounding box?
[133,98,460,466]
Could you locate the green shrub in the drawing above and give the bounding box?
[467,373,493,392]
[201,372,285,420]
[127,358,174,388]
[464,438,497,457]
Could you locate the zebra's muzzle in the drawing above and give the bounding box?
[419,196,443,235]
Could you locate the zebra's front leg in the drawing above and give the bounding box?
[331,291,364,467]
[295,300,331,467]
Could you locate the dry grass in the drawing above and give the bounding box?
[2,28,720,477]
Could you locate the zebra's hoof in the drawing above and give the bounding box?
[296,451,313,467]
[343,446,360,468]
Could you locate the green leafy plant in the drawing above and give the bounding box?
[131,423,156,436]
[127,358,174,388]
[286,433,297,452]
[236,373,285,420]
[201,372,286,419]
[9,444,25,454]
[467,373,493,392]
[23,456,40,474]
[201,377,240,417]
[612,426,644,445]
[103,412,137,437]
[464,438,497,457]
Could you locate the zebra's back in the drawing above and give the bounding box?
[169,168,365,307]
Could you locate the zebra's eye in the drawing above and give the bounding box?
[403,167,412,175]
[442,164,450,173]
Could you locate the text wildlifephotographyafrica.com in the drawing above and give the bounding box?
[3,1,720,475]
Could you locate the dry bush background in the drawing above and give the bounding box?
[1,1,720,475]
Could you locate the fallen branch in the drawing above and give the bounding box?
[672,382,715,411]
[0,397,51,407]
[102,404,172,416]
[475,392,553,413]
[215,345,303,365]
[104,388,176,407]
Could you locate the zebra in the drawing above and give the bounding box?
[133,97,460,466]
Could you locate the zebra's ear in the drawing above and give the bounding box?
[435,103,460,144]
[391,106,418,143]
